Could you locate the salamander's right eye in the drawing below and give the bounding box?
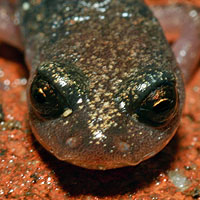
[116,68,179,128]
[135,83,179,126]
[30,75,67,118]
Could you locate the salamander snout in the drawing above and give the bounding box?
[28,62,182,170]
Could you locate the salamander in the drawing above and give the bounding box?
[0,0,199,170]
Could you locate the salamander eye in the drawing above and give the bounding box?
[29,62,87,119]
[136,83,178,126]
[30,75,67,118]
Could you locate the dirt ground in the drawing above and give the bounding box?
[0,0,200,199]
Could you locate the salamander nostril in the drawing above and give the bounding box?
[65,136,81,149]
[117,141,130,152]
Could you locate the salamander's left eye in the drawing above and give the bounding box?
[30,75,67,118]
[136,83,178,126]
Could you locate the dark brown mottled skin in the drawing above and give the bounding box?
[15,0,184,170]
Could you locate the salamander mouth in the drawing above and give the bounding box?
[55,150,138,170]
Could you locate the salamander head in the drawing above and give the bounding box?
[28,61,184,170]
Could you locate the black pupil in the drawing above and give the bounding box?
[30,75,65,118]
[31,78,58,107]
[35,83,55,104]
[153,100,171,113]
[146,85,176,113]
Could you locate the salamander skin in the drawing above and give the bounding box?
[1,0,185,170]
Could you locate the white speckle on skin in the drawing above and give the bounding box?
[65,7,70,11]
[77,98,83,104]
[119,102,125,109]
[122,12,128,17]
[52,33,57,37]
[157,136,161,140]
[92,0,111,12]
[92,130,107,142]
[65,31,70,35]
[99,15,105,20]
[57,77,67,87]
[63,108,73,117]
[137,83,148,91]
[73,16,90,22]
